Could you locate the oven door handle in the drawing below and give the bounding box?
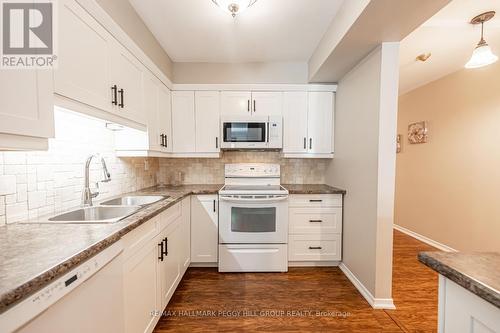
[219,196,288,203]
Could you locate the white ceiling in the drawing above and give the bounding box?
[128,0,344,63]
[399,0,500,94]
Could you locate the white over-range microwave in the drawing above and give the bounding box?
[220,116,282,149]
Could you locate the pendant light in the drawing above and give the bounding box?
[465,11,498,69]
[211,0,258,17]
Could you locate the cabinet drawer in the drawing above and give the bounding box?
[289,234,341,261]
[122,215,158,260]
[157,202,182,231]
[289,207,342,234]
[289,194,342,208]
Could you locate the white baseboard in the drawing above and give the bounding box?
[288,261,340,267]
[393,224,457,252]
[189,262,218,268]
[339,263,396,310]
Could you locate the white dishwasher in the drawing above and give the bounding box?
[0,241,125,333]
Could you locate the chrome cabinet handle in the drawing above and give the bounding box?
[309,219,323,223]
[309,246,322,250]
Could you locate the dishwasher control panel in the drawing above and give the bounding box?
[0,241,123,333]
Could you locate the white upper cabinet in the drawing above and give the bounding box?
[172,91,196,153]
[283,91,334,157]
[220,91,282,116]
[55,0,112,113]
[283,92,308,153]
[0,69,54,150]
[109,42,145,124]
[54,0,146,126]
[220,91,251,116]
[251,92,283,116]
[158,85,173,153]
[195,91,220,153]
[308,92,333,154]
[143,75,162,152]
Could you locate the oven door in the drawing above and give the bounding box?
[219,195,288,244]
[221,120,268,149]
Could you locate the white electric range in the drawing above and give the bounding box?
[218,163,289,272]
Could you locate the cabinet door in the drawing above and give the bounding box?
[220,91,251,116]
[109,43,145,124]
[180,197,191,271]
[158,85,173,153]
[55,0,111,112]
[144,75,162,152]
[283,92,308,153]
[0,69,53,140]
[172,91,195,153]
[251,92,282,116]
[307,92,333,154]
[123,240,158,333]
[157,222,181,310]
[195,91,220,153]
[191,195,218,263]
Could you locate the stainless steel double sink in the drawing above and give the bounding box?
[39,195,170,224]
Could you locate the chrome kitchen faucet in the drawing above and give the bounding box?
[82,154,111,206]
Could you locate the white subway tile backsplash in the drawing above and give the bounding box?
[28,191,46,209]
[0,175,17,195]
[0,109,158,224]
[6,202,28,223]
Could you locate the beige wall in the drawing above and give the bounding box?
[96,0,174,79]
[173,62,308,84]
[158,151,328,185]
[395,61,500,252]
[325,43,399,305]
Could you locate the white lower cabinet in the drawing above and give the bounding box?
[190,195,218,263]
[122,199,190,333]
[123,235,158,333]
[288,194,343,263]
[439,276,500,333]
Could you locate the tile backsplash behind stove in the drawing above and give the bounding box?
[158,152,328,185]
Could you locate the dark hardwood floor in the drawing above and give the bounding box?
[153,230,438,332]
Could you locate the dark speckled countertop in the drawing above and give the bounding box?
[0,184,221,314]
[283,184,346,194]
[0,183,342,314]
[418,252,500,309]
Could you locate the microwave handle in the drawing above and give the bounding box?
[219,196,288,203]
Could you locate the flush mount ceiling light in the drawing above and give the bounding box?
[465,11,498,69]
[211,0,258,17]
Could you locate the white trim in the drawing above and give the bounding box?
[75,0,173,89]
[339,263,396,310]
[189,262,218,268]
[393,224,457,252]
[172,84,337,92]
[115,150,221,158]
[288,261,340,267]
[282,153,334,159]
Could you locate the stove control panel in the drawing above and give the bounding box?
[225,163,280,178]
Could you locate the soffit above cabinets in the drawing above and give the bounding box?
[128,0,344,63]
